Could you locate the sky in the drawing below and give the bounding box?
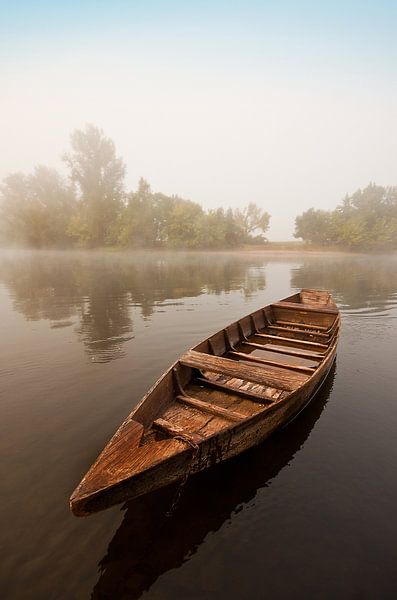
[1,1,397,239]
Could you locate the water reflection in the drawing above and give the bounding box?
[91,364,336,599]
[290,256,397,314]
[0,251,266,362]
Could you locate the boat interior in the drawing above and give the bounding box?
[134,289,339,446]
[71,289,340,512]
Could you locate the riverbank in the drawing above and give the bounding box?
[0,242,391,257]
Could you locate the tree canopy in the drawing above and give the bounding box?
[64,124,126,247]
[0,167,75,248]
[0,126,271,249]
[294,184,397,250]
[119,179,270,249]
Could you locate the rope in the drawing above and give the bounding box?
[165,435,200,517]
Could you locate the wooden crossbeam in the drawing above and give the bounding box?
[272,301,338,315]
[179,350,308,392]
[195,376,275,404]
[241,341,323,361]
[176,394,245,421]
[228,350,316,374]
[276,320,329,332]
[267,324,330,341]
[254,333,328,351]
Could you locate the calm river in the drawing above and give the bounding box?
[1,250,397,599]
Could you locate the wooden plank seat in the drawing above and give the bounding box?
[276,320,339,338]
[241,341,324,361]
[203,373,285,400]
[272,301,339,315]
[239,321,329,344]
[300,289,331,305]
[227,350,316,374]
[179,350,309,392]
[176,394,245,421]
[253,333,328,351]
[275,320,329,332]
[266,324,330,341]
[224,325,325,362]
[194,376,276,404]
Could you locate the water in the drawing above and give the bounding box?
[1,249,397,599]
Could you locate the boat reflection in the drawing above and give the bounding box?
[91,363,336,599]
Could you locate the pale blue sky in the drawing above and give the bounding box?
[1,1,396,238]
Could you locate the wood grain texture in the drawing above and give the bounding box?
[275,320,329,332]
[300,289,331,306]
[176,394,246,421]
[179,350,308,392]
[266,324,330,342]
[153,418,205,444]
[186,382,266,415]
[161,402,210,433]
[254,332,328,350]
[194,376,275,404]
[271,306,335,328]
[228,350,315,374]
[242,340,324,361]
[272,301,338,315]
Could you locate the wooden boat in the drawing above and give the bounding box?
[70,288,340,516]
[93,368,335,598]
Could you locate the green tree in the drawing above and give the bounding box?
[294,184,397,249]
[224,208,246,247]
[294,208,334,245]
[200,208,228,248]
[119,178,157,247]
[1,124,273,250]
[0,167,75,247]
[199,208,246,248]
[235,202,270,242]
[64,125,125,247]
[164,198,204,248]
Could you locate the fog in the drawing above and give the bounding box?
[1,1,397,240]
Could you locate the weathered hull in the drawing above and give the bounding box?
[73,351,336,516]
[71,289,340,516]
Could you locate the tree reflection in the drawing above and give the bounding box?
[290,256,397,312]
[0,251,266,362]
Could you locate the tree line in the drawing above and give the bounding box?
[0,125,270,249]
[294,184,397,250]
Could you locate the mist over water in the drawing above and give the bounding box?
[1,250,397,599]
